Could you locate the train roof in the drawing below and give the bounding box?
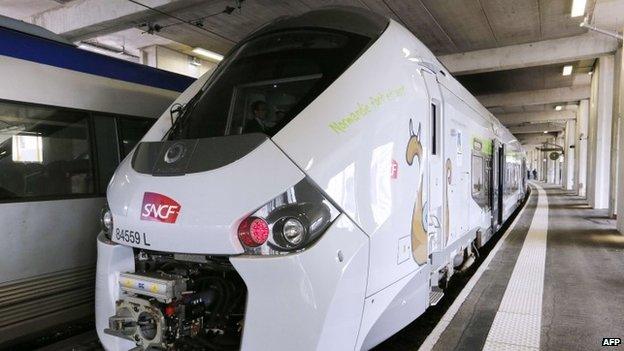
[0,14,74,46]
[0,16,195,93]
[249,6,389,42]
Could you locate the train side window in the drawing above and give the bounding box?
[93,116,120,193]
[117,117,154,158]
[431,102,438,155]
[471,154,488,208]
[471,155,484,196]
[0,101,94,200]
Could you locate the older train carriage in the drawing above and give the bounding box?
[0,15,194,344]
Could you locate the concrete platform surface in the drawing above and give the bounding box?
[378,182,624,351]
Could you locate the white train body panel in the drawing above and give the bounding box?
[107,140,305,254]
[95,8,527,351]
[273,21,430,297]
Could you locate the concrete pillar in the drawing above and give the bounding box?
[534,148,540,180]
[616,42,624,233]
[587,69,598,201]
[564,119,576,190]
[140,45,217,78]
[539,150,543,181]
[526,148,536,180]
[610,48,622,217]
[554,158,559,184]
[575,99,590,197]
[587,56,614,209]
[545,150,554,183]
[537,149,542,181]
[557,133,565,186]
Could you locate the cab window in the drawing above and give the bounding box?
[169,29,370,140]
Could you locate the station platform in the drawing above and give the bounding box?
[16,183,624,351]
[378,182,624,351]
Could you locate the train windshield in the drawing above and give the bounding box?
[168,29,370,140]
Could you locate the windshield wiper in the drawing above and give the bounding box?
[168,91,202,140]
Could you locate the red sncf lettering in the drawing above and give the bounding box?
[140,192,181,224]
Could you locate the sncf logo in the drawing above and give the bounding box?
[141,192,181,224]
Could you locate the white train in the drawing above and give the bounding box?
[96,7,527,351]
[0,15,193,345]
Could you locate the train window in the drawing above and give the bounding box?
[168,29,371,140]
[471,154,489,208]
[431,103,438,155]
[117,117,153,157]
[226,74,322,135]
[93,116,119,193]
[0,101,94,200]
[471,155,484,196]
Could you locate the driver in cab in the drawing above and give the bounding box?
[246,101,271,134]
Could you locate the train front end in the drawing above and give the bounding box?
[95,8,389,351]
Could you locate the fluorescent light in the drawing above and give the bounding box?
[571,0,587,17]
[555,105,563,111]
[544,131,549,134]
[191,47,223,62]
[562,65,573,76]
[188,56,201,67]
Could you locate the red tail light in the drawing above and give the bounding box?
[238,217,269,247]
[236,178,340,255]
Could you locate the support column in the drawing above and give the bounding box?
[551,155,557,184]
[564,119,576,190]
[531,148,538,180]
[557,133,565,185]
[610,48,622,218]
[575,99,590,197]
[533,149,539,181]
[616,41,624,233]
[535,148,540,181]
[545,150,553,183]
[588,56,614,209]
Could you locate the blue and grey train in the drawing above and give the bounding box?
[0,15,194,345]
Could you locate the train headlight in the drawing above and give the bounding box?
[277,217,306,246]
[236,178,338,255]
[101,205,114,238]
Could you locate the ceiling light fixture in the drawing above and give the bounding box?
[555,105,563,111]
[544,131,549,134]
[562,65,573,76]
[191,47,223,62]
[189,56,202,67]
[571,0,587,17]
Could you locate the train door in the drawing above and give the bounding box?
[421,70,445,256]
[491,140,501,230]
[497,144,505,224]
